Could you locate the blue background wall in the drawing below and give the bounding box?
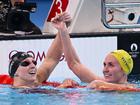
[27,0,53,30]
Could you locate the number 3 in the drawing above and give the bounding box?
[55,0,63,16]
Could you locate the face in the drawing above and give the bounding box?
[103,54,126,83]
[15,57,37,83]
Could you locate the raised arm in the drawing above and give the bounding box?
[36,33,62,83]
[35,13,73,83]
[52,12,102,83]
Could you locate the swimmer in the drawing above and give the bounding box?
[8,12,71,88]
[51,12,135,91]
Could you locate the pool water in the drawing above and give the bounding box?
[0,81,140,105]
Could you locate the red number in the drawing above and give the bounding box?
[47,0,69,21]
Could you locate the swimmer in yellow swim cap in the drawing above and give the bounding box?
[51,12,136,91]
[102,49,133,83]
[53,14,134,84]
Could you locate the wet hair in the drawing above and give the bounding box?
[9,52,33,78]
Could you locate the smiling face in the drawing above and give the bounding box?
[103,54,127,83]
[15,57,37,83]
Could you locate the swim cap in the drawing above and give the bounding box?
[111,49,133,75]
[9,52,33,78]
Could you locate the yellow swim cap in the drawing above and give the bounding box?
[111,49,133,75]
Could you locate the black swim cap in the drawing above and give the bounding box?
[9,52,33,78]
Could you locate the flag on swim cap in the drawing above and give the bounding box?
[111,49,133,75]
[9,52,32,78]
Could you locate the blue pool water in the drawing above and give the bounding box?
[0,81,140,105]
